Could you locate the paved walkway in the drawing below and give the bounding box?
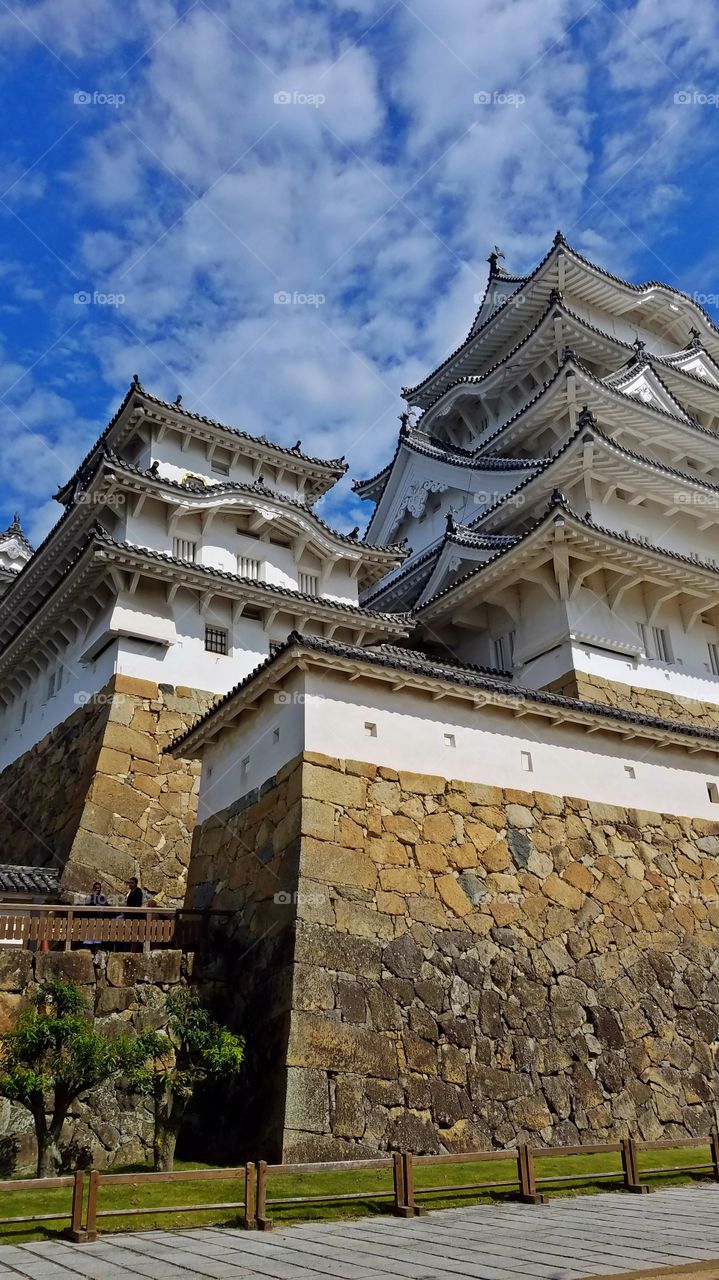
[0,1186,718,1279]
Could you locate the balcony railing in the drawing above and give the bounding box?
[0,905,231,952]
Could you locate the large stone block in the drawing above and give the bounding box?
[106,951,182,987]
[284,1067,330,1134]
[35,951,95,985]
[286,1012,396,1078]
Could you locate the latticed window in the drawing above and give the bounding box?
[493,631,515,669]
[205,626,228,655]
[237,555,261,579]
[298,571,319,594]
[172,537,197,562]
[709,642,719,677]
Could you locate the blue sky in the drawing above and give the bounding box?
[1,0,719,544]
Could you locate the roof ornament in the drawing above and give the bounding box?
[9,512,22,532]
[399,410,412,436]
[632,336,646,361]
[149,460,160,476]
[132,373,140,385]
[548,287,563,305]
[576,405,596,430]
[174,394,182,406]
[349,526,359,539]
[689,326,702,347]
[446,510,457,535]
[560,346,576,364]
[293,439,302,450]
[553,230,567,248]
[549,488,567,508]
[487,245,505,276]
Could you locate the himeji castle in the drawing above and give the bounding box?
[6,234,719,1158]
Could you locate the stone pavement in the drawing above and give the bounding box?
[0,1185,718,1279]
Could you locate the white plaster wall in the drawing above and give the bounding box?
[0,638,119,772]
[146,428,302,498]
[123,496,359,604]
[197,675,306,820]
[196,669,719,825]
[306,674,719,817]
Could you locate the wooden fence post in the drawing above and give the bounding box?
[517,1144,548,1205]
[63,1170,86,1241]
[242,1161,257,1229]
[256,1160,272,1231]
[621,1136,649,1194]
[711,1132,719,1183]
[392,1151,410,1216]
[403,1152,426,1217]
[83,1169,99,1241]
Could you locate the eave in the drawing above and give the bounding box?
[405,235,719,406]
[416,498,719,631]
[168,630,719,759]
[56,380,348,506]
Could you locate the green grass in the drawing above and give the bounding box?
[0,1147,714,1243]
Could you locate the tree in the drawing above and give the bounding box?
[133,988,245,1172]
[0,980,140,1177]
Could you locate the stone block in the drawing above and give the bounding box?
[284,1067,330,1133]
[383,934,422,979]
[398,771,446,795]
[106,951,182,987]
[302,841,377,890]
[436,874,473,917]
[334,1078,366,1138]
[287,1012,396,1077]
[304,764,366,808]
[0,950,31,991]
[0,992,23,1032]
[335,899,394,941]
[295,924,382,978]
[301,798,336,841]
[36,951,95,985]
[542,872,583,909]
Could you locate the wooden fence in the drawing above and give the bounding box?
[0,906,231,952]
[0,1133,717,1241]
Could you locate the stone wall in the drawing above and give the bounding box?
[186,756,303,1156]
[189,750,719,1161]
[0,947,223,1174]
[0,675,215,903]
[546,670,719,730]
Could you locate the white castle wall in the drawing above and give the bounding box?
[197,669,719,825]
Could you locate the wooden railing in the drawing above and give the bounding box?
[0,905,231,952]
[0,1133,717,1241]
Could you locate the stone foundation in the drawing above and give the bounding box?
[0,675,215,903]
[545,670,719,730]
[190,751,719,1161]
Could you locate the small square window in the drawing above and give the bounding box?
[708,782,719,804]
[364,722,377,737]
[624,765,636,779]
[443,733,456,748]
[241,756,250,777]
[272,727,280,743]
[520,750,533,772]
[205,625,228,655]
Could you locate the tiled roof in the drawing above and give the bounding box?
[170,628,719,753]
[0,515,34,556]
[417,492,719,614]
[405,233,719,401]
[56,379,348,501]
[0,864,59,897]
[93,528,408,625]
[103,454,405,558]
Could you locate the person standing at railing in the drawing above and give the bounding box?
[126,878,143,908]
[83,882,108,951]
